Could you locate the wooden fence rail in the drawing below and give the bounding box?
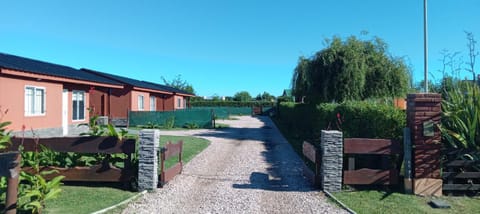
[343,138,402,185]
[443,160,480,192]
[159,141,183,186]
[9,136,136,183]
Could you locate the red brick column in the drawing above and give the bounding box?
[406,93,442,196]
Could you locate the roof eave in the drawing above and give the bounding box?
[0,68,124,89]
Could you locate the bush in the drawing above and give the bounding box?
[277,101,405,143]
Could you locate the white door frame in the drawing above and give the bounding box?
[62,89,68,136]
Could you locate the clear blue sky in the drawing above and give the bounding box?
[0,1,478,97]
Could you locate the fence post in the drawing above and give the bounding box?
[138,129,160,191]
[320,130,343,192]
[0,152,21,214]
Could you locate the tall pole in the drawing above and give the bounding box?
[424,0,429,93]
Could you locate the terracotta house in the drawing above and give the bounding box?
[81,69,194,125]
[0,53,123,136]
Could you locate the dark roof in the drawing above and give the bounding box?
[0,52,122,86]
[283,89,292,97]
[141,80,194,96]
[82,69,193,96]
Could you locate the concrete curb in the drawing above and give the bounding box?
[323,190,357,214]
[92,190,147,214]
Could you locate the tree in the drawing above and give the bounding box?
[161,75,195,94]
[291,35,410,103]
[233,91,252,102]
[466,31,478,81]
[255,92,276,101]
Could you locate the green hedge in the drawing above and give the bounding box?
[277,101,405,142]
[191,101,275,107]
[192,107,253,119]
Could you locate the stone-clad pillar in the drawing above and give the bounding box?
[407,93,442,196]
[320,130,343,192]
[138,129,160,191]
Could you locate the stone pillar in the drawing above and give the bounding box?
[320,130,343,192]
[138,129,160,191]
[406,93,442,196]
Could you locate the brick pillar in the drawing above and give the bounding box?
[407,93,442,196]
[138,129,160,191]
[320,130,343,192]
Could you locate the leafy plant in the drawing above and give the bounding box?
[18,171,64,213]
[440,81,480,151]
[79,108,105,136]
[164,116,175,129]
[17,137,65,214]
[440,81,480,167]
[0,107,12,150]
[183,122,199,129]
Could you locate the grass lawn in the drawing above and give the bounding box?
[333,190,480,214]
[44,184,137,214]
[44,135,210,214]
[160,135,210,169]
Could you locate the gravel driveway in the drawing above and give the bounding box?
[122,116,346,214]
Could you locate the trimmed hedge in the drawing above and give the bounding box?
[277,101,405,141]
[191,101,275,107]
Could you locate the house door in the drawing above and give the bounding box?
[62,89,69,136]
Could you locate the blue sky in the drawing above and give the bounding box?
[0,1,478,97]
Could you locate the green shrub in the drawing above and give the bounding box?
[277,101,405,143]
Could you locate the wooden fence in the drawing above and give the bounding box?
[302,141,321,187]
[343,138,402,185]
[442,158,480,193]
[159,141,183,186]
[10,136,136,183]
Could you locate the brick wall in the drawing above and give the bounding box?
[406,93,442,196]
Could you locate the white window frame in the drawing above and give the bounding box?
[150,95,156,111]
[177,98,182,108]
[72,90,86,121]
[24,86,46,116]
[138,95,145,110]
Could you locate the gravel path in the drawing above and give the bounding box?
[122,116,346,214]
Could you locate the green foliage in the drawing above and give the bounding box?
[161,74,195,94]
[440,81,480,151]
[183,122,199,129]
[164,116,175,129]
[13,143,65,214]
[191,101,274,107]
[277,101,405,143]
[255,92,276,101]
[0,107,12,150]
[18,171,65,214]
[233,91,253,102]
[292,35,410,103]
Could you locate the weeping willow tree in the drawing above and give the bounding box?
[291,36,410,103]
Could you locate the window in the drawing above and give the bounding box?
[138,95,144,110]
[183,98,187,108]
[177,98,182,108]
[72,91,85,120]
[150,96,156,111]
[25,86,45,116]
